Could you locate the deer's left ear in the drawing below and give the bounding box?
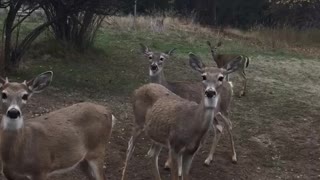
[27,71,53,93]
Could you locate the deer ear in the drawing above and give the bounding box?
[189,53,205,73]
[165,48,176,56]
[27,71,53,93]
[0,77,5,89]
[0,77,8,89]
[217,41,222,47]
[139,43,150,55]
[223,56,241,75]
[206,41,212,48]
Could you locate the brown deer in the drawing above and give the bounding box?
[0,71,115,180]
[137,44,238,167]
[139,43,202,103]
[122,53,239,180]
[207,41,249,97]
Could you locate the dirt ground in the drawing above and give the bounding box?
[1,55,320,180]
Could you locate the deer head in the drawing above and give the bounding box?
[206,40,222,57]
[139,43,176,77]
[189,53,240,108]
[0,71,53,130]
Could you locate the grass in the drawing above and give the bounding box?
[1,15,319,97]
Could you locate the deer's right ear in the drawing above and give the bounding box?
[139,43,150,55]
[27,71,53,93]
[0,77,8,89]
[189,53,205,73]
[165,48,176,56]
[223,56,241,75]
[206,41,212,48]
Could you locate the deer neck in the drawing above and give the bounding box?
[0,116,26,163]
[196,95,219,131]
[150,70,169,88]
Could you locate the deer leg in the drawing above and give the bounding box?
[216,113,237,163]
[150,144,162,180]
[178,154,183,177]
[169,149,180,180]
[182,152,195,180]
[121,127,143,180]
[164,153,171,170]
[239,70,247,97]
[88,159,106,180]
[204,118,223,166]
[164,153,182,177]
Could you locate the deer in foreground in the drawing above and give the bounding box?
[207,41,249,97]
[138,44,238,167]
[122,53,239,180]
[0,71,115,180]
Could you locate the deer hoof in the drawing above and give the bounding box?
[232,154,238,164]
[164,160,171,170]
[239,90,246,97]
[204,157,212,166]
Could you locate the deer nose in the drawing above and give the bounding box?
[150,64,158,71]
[7,108,21,119]
[205,90,217,98]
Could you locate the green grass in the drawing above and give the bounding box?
[1,18,316,97]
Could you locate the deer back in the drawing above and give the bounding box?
[144,89,200,148]
[132,83,179,128]
[167,81,203,103]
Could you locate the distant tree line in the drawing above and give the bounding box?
[120,0,320,29]
[0,0,319,74]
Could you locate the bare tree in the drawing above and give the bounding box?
[0,0,119,72]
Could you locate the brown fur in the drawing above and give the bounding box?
[0,102,113,180]
[0,73,114,180]
[207,41,249,96]
[122,54,239,180]
[144,46,234,168]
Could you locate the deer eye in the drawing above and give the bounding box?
[148,56,153,60]
[218,76,224,81]
[159,57,164,61]
[22,94,29,101]
[2,93,7,100]
[202,76,207,81]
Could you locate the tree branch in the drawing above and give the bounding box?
[11,5,41,31]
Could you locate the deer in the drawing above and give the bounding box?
[0,71,115,180]
[139,43,202,103]
[121,53,239,180]
[207,40,249,97]
[136,44,238,167]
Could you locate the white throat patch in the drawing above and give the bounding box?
[1,115,24,130]
[204,95,220,109]
[149,69,160,76]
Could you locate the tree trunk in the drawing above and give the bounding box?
[4,9,16,71]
